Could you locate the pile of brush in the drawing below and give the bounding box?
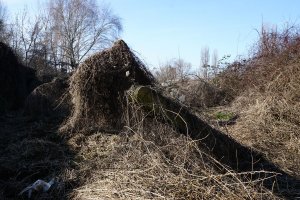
[61,40,155,132]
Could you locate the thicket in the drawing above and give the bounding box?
[215,24,300,98]
[214,24,300,175]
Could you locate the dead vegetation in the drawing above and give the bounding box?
[59,90,281,199]
[211,25,300,177]
[0,114,74,200]
[0,42,39,113]
[69,120,278,200]
[161,78,230,108]
[24,76,71,119]
[0,35,299,200]
[226,55,300,176]
[61,40,155,132]
[62,39,298,199]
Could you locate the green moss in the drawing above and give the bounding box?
[215,111,234,121]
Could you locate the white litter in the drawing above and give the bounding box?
[178,95,186,103]
[19,178,55,198]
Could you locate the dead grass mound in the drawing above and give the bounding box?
[202,25,300,196]
[0,42,39,113]
[57,39,296,199]
[219,26,300,176]
[215,25,300,99]
[1,38,294,199]
[62,40,155,131]
[65,97,279,199]
[0,101,287,199]
[230,62,300,175]
[24,76,71,119]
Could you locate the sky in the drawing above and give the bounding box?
[2,0,300,70]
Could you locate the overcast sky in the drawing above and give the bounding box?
[2,0,300,69]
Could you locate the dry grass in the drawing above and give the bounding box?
[68,114,278,199]
[56,36,300,199]
[60,97,279,200]
[215,25,300,98]
[0,115,74,200]
[61,40,155,132]
[228,63,300,176]
[161,78,230,108]
[23,76,70,118]
[1,99,283,200]
[2,36,299,199]
[211,24,300,177]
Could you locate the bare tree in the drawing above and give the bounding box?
[211,49,218,76]
[173,58,191,80]
[46,0,122,70]
[155,61,177,83]
[155,58,191,83]
[0,0,7,42]
[8,8,46,67]
[200,46,210,79]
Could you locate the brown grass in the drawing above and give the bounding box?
[61,40,155,132]
[67,100,279,200]
[2,35,299,199]
[228,62,300,175]
[23,76,70,118]
[213,24,300,177]
[215,25,300,98]
[161,78,230,108]
[3,112,279,200]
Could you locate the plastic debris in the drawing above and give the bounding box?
[19,178,55,198]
